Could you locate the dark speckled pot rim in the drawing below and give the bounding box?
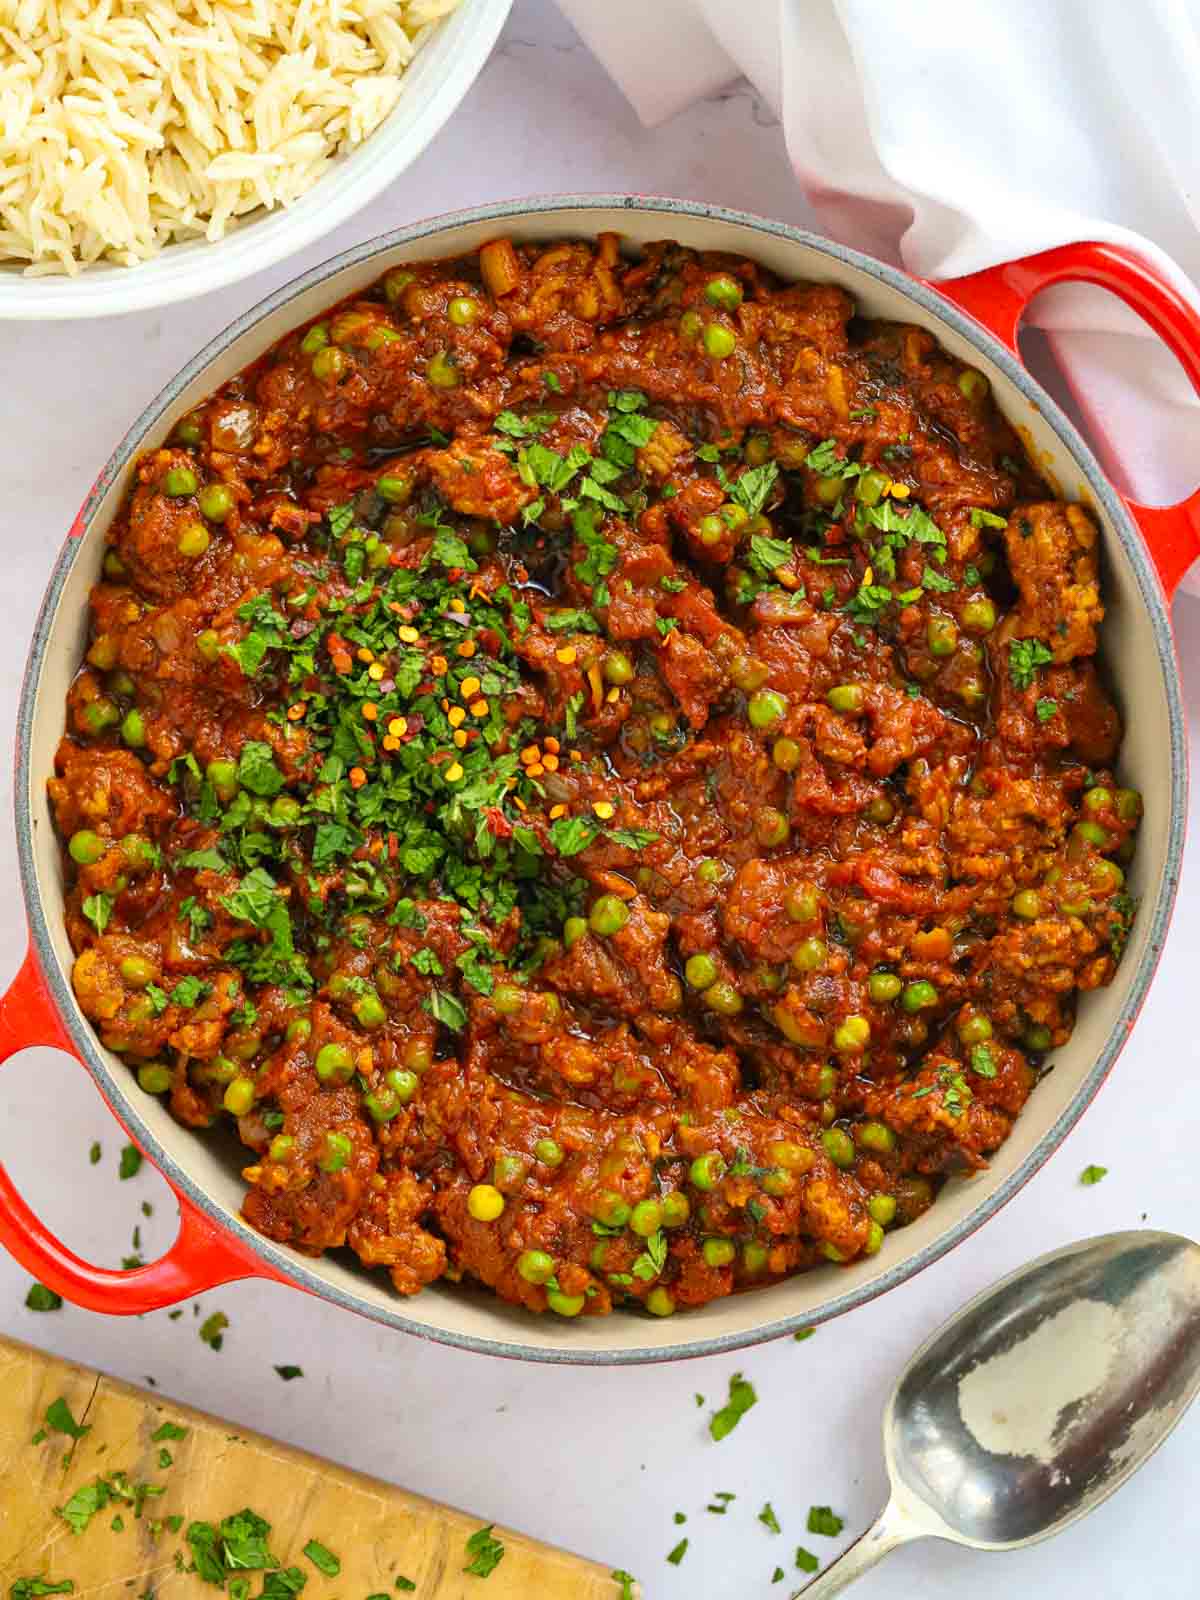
[14,196,1188,1365]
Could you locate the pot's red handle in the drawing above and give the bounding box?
[930,241,1200,598]
[0,945,284,1313]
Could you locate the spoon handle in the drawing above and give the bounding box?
[801,1500,917,1596]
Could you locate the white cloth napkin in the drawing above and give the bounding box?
[557,0,1200,594]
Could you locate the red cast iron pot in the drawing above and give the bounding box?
[1,200,1198,1364]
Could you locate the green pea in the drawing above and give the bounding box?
[721,502,750,532]
[927,616,958,657]
[223,1077,255,1117]
[745,433,772,466]
[834,1014,870,1052]
[702,322,737,359]
[703,980,743,1016]
[696,858,724,886]
[1092,859,1125,893]
[163,465,197,498]
[494,1154,528,1192]
[376,474,411,505]
[704,275,743,311]
[201,1055,238,1085]
[137,1062,171,1095]
[760,1168,793,1197]
[822,1127,856,1168]
[120,709,146,748]
[1082,786,1112,815]
[958,368,990,403]
[198,483,234,523]
[103,549,127,581]
[1012,888,1042,920]
[384,269,415,303]
[754,808,789,848]
[868,971,903,1003]
[901,981,938,1013]
[364,1088,403,1123]
[630,1198,663,1237]
[867,794,895,825]
[684,952,718,990]
[121,834,156,872]
[385,1069,418,1106]
[69,829,106,866]
[119,955,155,989]
[698,513,726,546]
[661,1191,690,1228]
[269,1134,295,1162]
[747,688,787,729]
[589,1240,610,1271]
[300,323,329,354]
[315,1042,354,1084]
[493,982,525,1014]
[813,474,843,505]
[855,469,890,506]
[960,597,996,634]
[742,1241,770,1275]
[196,630,221,664]
[729,654,769,692]
[319,1131,353,1173]
[448,295,481,326]
[645,1287,676,1316]
[768,1141,814,1174]
[123,995,154,1024]
[690,1152,726,1191]
[826,683,864,714]
[283,1019,311,1045]
[792,937,828,973]
[594,1191,631,1228]
[1024,1023,1053,1051]
[174,520,208,558]
[404,1037,433,1074]
[83,697,119,733]
[868,1193,897,1226]
[312,346,349,382]
[703,1237,736,1268]
[1115,788,1142,822]
[201,760,236,803]
[679,309,704,342]
[863,1220,885,1256]
[270,794,302,827]
[856,1120,895,1154]
[958,1013,993,1045]
[589,894,629,937]
[821,1241,847,1263]
[426,351,460,388]
[548,1289,586,1318]
[785,885,820,924]
[174,415,203,446]
[772,736,801,772]
[353,991,387,1029]
[227,1030,262,1062]
[517,1249,555,1285]
[534,1137,564,1168]
[603,649,634,685]
[1074,820,1110,848]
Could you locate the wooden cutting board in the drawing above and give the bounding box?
[0,1334,622,1597]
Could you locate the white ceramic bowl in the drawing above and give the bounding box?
[2,200,1191,1364]
[0,0,511,322]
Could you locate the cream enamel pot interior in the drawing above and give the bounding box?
[2,199,1198,1365]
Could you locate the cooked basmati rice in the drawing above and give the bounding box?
[0,0,461,274]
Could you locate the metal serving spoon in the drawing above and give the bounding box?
[805,1230,1200,1595]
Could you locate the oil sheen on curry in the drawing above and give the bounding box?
[52,236,1140,1321]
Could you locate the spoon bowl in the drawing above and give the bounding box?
[808,1231,1200,1594]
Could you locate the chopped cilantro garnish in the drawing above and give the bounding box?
[302,1540,340,1577]
[1009,637,1053,689]
[199,1311,229,1350]
[793,1326,815,1342]
[1080,1164,1108,1185]
[11,1582,75,1599]
[151,1421,188,1442]
[666,1538,689,1566]
[970,1044,997,1077]
[611,1572,636,1600]
[463,1525,505,1578]
[1036,697,1058,722]
[806,1506,844,1537]
[81,892,114,934]
[795,1546,820,1573]
[969,507,1008,529]
[274,1365,304,1380]
[758,1503,782,1535]
[424,990,467,1032]
[45,1397,89,1441]
[746,533,793,577]
[118,1145,142,1180]
[709,1372,757,1441]
[25,1283,62,1312]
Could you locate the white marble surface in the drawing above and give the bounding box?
[2,3,1199,1595]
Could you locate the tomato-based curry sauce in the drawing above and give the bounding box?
[51,235,1140,1319]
